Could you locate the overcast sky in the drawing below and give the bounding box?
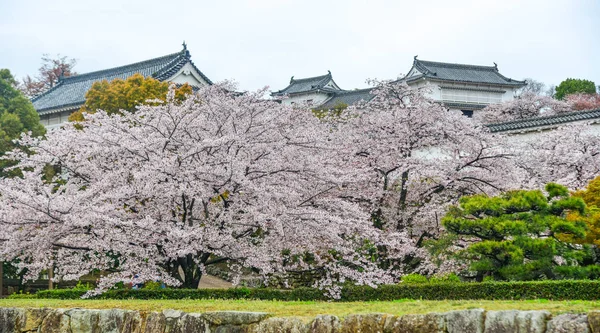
[1,0,599,93]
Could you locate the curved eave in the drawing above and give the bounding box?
[154,52,213,85]
[271,88,337,97]
[37,104,82,116]
[406,76,526,88]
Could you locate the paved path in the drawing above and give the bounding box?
[198,274,233,289]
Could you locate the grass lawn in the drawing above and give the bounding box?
[1,299,600,319]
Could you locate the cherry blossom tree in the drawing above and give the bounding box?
[566,93,600,111]
[517,78,546,96]
[19,54,77,98]
[324,81,521,273]
[514,123,600,190]
[476,92,571,123]
[0,84,392,294]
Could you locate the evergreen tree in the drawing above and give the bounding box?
[555,78,597,100]
[0,69,46,178]
[442,183,592,280]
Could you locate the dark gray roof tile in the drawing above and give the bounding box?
[407,58,526,87]
[318,88,375,110]
[272,71,340,96]
[487,108,600,132]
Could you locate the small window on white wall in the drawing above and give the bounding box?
[461,110,474,118]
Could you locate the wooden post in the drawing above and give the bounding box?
[0,261,4,297]
[48,265,54,290]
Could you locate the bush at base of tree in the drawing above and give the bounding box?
[33,280,600,301]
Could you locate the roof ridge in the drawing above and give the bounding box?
[417,59,497,71]
[291,73,331,83]
[489,108,600,126]
[31,80,64,102]
[59,51,184,84]
[487,108,600,132]
[334,88,373,95]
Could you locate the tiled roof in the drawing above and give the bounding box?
[32,49,212,114]
[406,58,526,87]
[272,71,340,96]
[318,88,375,110]
[487,108,600,133]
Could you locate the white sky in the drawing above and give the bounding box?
[1,0,598,93]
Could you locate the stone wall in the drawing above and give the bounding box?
[1,307,599,333]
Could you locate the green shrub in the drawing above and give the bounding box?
[401,273,429,284]
[430,273,461,284]
[143,281,163,290]
[74,281,94,290]
[6,292,35,299]
[483,275,495,282]
[35,280,600,301]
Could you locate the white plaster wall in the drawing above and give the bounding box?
[168,62,210,87]
[406,80,440,100]
[408,79,518,105]
[280,92,332,106]
[502,122,600,144]
[40,110,74,129]
[501,87,518,102]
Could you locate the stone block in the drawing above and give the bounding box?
[141,312,166,333]
[484,310,549,333]
[340,313,388,333]
[163,309,185,333]
[445,309,485,333]
[21,307,51,332]
[547,313,589,333]
[180,313,210,333]
[66,308,101,333]
[309,315,341,333]
[39,309,68,333]
[588,311,600,333]
[202,311,269,326]
[249,317,308,333]
[0,308,24,333]
[384,313,445,333]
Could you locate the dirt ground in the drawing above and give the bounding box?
[198,274,233,289]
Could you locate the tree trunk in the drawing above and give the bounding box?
[176,254,205,289]
[396,170,410,230]
[48,265,54,290]
[0,261,3,298]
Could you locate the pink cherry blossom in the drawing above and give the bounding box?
[0,84,393,295]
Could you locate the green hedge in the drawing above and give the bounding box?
[35,280,600,301]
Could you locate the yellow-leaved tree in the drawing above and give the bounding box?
[69,73,193,122]
[561,176,600,246]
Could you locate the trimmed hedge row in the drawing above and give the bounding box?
[35,280,600,301]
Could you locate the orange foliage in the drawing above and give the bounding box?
[565,176,600,246]
[69,73,193,122]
